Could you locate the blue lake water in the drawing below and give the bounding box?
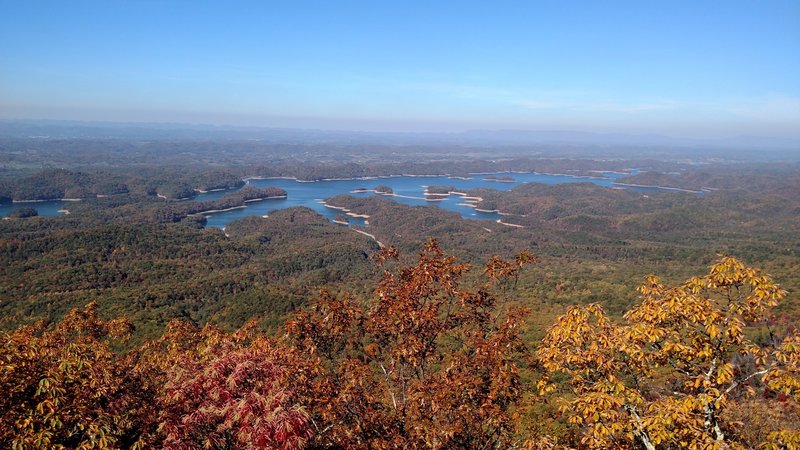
[0,171,688,225]
[0,200,68,218]
[198,172,633,229]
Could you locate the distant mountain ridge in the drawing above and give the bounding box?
[1,119,798,151]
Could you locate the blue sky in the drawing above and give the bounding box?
[1,1,799,138]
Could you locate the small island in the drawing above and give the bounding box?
[425,185,455,195]
[6,207,38,218]
[374,185,394,195]
[424,185,454,201]
[184,187,288,217]
[238,186,288,202]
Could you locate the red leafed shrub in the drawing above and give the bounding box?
[285,240,535,448]
[159,337,311,450]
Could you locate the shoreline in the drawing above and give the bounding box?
[588,169,635,176]
[351,189,426,200]
[194,187,234,194]
[240,170,617,187]
[531,171,608,180]
[244,195,287,203]
[156,194,192,201]
[321,201,371,219]
[13,198,82,203]
[192,205,247,215]
[497,219,525,228]
[611,182,703,194]
[352,228,384,248]
[196,195,287,216]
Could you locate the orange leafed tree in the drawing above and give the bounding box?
[0,302,136,449]
[536,256,800,449]
[286,239,535,448]
[0,306,312,450]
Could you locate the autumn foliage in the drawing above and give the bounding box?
[536,256,800,449]
[0,303,136,449]
[2,244,799,449]
[286,240,534,448]
[139,321,312,450]
[0,308,311,450]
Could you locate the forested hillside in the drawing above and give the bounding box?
[1,207,380,341]
[2,243,798,449]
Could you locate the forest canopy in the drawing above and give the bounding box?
[1,244,798,449]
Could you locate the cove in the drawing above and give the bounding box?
[0,200,70,219]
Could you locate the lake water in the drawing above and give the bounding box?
[1,171,682,224]
[197,172,634,229]
[0,200,69,218]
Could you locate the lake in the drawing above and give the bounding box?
[1,171,689,223]
[196,171,635,229]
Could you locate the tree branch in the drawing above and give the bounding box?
[624,404,656,450]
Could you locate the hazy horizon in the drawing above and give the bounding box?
[2,1,799,139]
